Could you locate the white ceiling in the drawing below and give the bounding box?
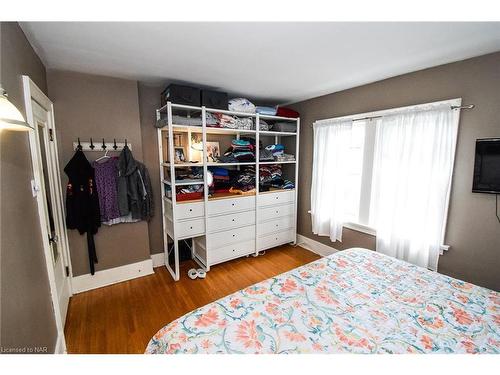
[21,22,500,104]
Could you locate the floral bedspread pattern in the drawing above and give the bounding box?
[146,248,499,354]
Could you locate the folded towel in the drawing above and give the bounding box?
[256,106,277,116]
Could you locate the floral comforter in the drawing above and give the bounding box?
[146,248,499,354]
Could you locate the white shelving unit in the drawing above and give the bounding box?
[157,102,300,281]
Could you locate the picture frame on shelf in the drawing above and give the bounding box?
[174,147,186,163]
[206,141,220,162]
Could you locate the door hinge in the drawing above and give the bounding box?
[49,128,54,141]
[65,266,70,277]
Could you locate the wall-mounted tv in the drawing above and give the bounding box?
[472,138,500,194]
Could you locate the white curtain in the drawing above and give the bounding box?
[311,119,353,242]
[369,105,459,270]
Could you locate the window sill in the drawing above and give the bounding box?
[343,222,376,236]
[307,211,449,254]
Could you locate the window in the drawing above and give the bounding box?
[311,99,461,270]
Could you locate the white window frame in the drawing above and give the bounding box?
[313,98,462,251]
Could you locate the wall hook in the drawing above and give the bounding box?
[113,138,118,150]
[90,137,95,150]
[77,137,82,150]
[125,139,128,147]
[102,138,106,150]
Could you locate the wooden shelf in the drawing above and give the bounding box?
[162,179,204,186]
[208,191,255,201]
[207,162,256,167]
[259,160,296,164]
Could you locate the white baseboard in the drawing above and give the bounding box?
[151,252,165,268]
[297,234,338,257]
[72,259,154,294]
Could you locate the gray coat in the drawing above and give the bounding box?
[118,146,154,220]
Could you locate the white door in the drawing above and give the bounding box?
[32,101,71,322]
[23,76,71,353]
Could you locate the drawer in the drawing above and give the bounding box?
[176,218,205,238]
[258,203,294,222]
[258,216,294,236]
[175,202,205,220]
[209,240,255,265]
[207,196,255,216]
[258,229,295,251]
[258,190,295,207]
[207,225,255,249]
[207,211,255,233]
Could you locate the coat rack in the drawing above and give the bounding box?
[73,137,132,151]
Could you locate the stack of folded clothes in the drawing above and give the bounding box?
[215,114,254,130]
[209,167,232,194]
[216,139,255,163]
[265,144,285,158]
[275,153,295,162]
[259,164,295,191]
[155,113,218,128]
[207,166,256,196]
[229,166,255,195]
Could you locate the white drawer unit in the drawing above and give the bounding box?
[258,229,295,251]
[258,190,295,207]
[157,101,300,281]
[175,201,205,220]
[258,203,294,222]
[209,240,255,265]
[207,196,255,216]
[258,216,294,236]
[176,218,205,239]
[208,225,255,250]
[207,210,256,233]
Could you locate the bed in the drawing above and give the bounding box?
[146,248,499,354]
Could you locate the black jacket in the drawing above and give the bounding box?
[64,150,101,275]
[64,150,101,234]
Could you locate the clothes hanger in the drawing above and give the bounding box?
[95,138,111,163]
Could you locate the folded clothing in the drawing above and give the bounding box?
[259,148,275,161]
[259,119,270,131]
[256,106,277,116]
[271,122,297,133]
[228,98,256,113]
[276,107,299,118]
[265,144,285,157]
[210,167,229,177]
[155,113,218,128]
[275,153,295,162]
[259,164,295,191]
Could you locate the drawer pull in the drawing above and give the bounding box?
[276,211,279,214]
[232,234,236,237]
[189,209,193,212]
[231,203,235,206]
[190,226,193,229]
[275,197,279,200]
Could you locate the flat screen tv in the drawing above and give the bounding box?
[472,138,500,194]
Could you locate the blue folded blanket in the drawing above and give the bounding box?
[256,106,277,116]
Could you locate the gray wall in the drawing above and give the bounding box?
[290,52,500,291]
[47,70,151,277]
[138,84,163,254]
[0,22,57,353]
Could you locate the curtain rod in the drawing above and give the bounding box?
[312,103,475,126]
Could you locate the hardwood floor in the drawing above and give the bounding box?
[64,245,320,354]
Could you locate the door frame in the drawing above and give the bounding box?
[22,75,73,354]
